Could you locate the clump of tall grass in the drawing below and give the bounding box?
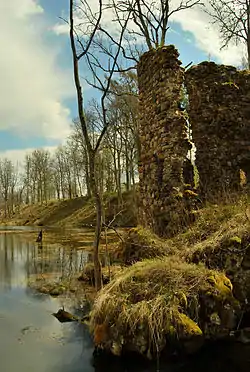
[90,256,236,358]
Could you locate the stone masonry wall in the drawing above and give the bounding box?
[186,62,250,199]
[137,46,191,234]
[233,69,250,183]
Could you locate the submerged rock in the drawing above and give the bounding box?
[90,256,239,360]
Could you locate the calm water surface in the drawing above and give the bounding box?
[0,227,250,372]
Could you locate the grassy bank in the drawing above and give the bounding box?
[1,190,137,228]
[9,190,250,360]
[89,193,250,359]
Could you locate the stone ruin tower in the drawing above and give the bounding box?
[137,46,191,235]
[185,62,250,199]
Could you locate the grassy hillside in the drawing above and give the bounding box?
[1,191,138,228]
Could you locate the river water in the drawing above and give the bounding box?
[0,228,250,372]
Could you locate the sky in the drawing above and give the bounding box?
[0,0,246,165]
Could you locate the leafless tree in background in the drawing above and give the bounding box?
[69,0,132,290]
[0,159,18,218]
[206,0,250,68]
[111,0,203,51]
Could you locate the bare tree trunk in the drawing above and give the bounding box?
[117,152,122,205]
[125,150,130,191]
[69,0,103,290]
[89,153,103,290]
[84,146,92,197]
[247,3,250,68]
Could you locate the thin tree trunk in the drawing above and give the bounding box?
[247,4,250,69]
[89,154,102,290]
[84,146,91,197]
[69,0,102,290]
[117,152,122,205]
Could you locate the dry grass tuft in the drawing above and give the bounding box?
[114,226,174,264]
[170,193,250,252]
[90,256,236,357]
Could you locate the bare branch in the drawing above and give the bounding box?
[112,0,203,50]
[94,10,132,153]
[76,0,103,60]
[205,0,250,67]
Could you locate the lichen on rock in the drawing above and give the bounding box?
[189,225,250,314]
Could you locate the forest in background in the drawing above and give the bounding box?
[0,72,139,219]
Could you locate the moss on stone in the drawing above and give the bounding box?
[229,236,242,245]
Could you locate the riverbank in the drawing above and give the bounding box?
[88,193,250,359]
[0,190,137,228]
[2,227,250,372]
[4,192,250,363]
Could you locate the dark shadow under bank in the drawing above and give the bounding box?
[91,340,250,372]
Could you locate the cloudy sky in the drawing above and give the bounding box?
[0,0,245,164]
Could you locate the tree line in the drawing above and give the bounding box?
[0,72,139,219]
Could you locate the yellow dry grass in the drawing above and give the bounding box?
[90,256,234,354]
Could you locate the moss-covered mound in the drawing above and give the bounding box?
[114,226,173,264]
[29,280,67,296]
[188,225,250,309]
[90,257,239,359]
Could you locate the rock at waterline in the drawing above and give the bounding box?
[52,309,78,323]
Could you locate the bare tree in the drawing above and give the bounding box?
[108,72,139,191]
[23,150,55,204]
[0,159,17,218]
[207,0,250,68]
[69,0,131,290]
[112,0,203,51]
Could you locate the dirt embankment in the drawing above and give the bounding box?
[1,191,137,228]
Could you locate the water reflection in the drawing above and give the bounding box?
[0,230,250,372]
[0,231,91,289]
[0,231,96,372]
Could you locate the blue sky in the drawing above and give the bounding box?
[0,0,245,164]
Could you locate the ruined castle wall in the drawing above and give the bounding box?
[185,62,250,198]
[233,70,250,182]
[137,46,191,233]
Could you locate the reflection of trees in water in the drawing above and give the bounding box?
[0,232,107,293]
[0,233,34,290]
[26,243,90,280]
[0,233,12,290]
[0,233,90,290]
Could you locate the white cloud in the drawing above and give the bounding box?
[0,0,74,141]
[0,146,58,170]
[170,1,245,66]
[53,0,119,36]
